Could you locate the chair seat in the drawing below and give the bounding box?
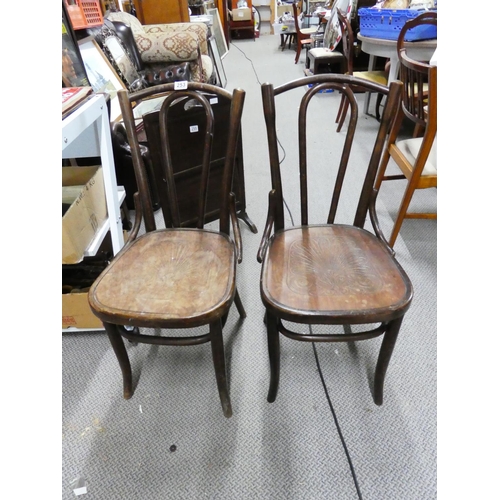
[261,225,411,323]
[301,26,319,35]
[396,136,437,176]
[308,47,344,60]
[89,229,236,328]
[352,70,388,86]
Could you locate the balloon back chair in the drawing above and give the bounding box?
[88,83,246,418]
[374,11,437,248]
[335,8,388,131]
[258,74,413,405]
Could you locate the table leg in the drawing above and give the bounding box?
[388,56,399,83]
[363,54,376,114]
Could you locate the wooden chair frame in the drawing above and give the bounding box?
[335,8,388,131]
[258,74,413,406]
[88,82,246,418]
[374,12,437,248]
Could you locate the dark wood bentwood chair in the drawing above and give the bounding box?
[374,12,437,248]
[88,83,246,418]
[258,74,413,405]
[335,9,388,132]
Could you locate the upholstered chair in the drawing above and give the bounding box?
[106,11,214,83]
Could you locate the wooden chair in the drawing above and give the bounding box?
[374,12,437,248]
[306,9,345,75]
[335,9,388,131]
[88,83,246,418]
[292,1,318,64]
[258,74,413,406]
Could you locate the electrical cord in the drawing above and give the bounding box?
[229,44,287,226]
[233,37,362,500]
[312,335,364,500]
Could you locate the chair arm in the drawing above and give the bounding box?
[229,192,243,264]
[368,188,395,257]
[120,192,143,253]
[257,190,277,263]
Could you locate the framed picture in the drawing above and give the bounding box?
[94,24,143,92]
[62,2,90,87]
[207,7,228,59]
[209,36,227,88]
[78,36,126,121]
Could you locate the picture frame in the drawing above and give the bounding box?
[207,7,228,59]
[209,36,227,88]
[62,2,90,87]
[94,24,144,92]
[78,36,126,121]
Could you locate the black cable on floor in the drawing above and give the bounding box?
[230,41,263,85]
[230,41,288,188]
[311,336,364,500]
[232,37,362,499]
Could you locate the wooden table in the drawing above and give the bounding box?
[357,34,437,114]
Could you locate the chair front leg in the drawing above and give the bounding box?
[266,310,281,403]
[104,321,133,400]
[210,319,232,418]
[234,288,246,319]
[373,316,403,405]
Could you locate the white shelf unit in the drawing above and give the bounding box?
[62,94,125,257]
[62,93,126,333]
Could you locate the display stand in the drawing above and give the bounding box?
[62,93,126,332]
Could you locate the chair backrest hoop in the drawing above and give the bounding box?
[261,75,403,231]
[397,11,437,55]
[117,82,245,235]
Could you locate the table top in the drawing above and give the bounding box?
[357,34,437,49]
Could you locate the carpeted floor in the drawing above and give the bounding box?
[62,33,437,499]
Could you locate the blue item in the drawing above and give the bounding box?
[358,8,437,41]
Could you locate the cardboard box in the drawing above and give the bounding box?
[62,291,103,330]
[62,166,107,264]
[232,7,251,21]
[277,5,292,17]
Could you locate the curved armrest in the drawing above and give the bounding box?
[257,190,276,264]
[229,192,243,264]
[368,188,395,257]
[121,192,143,253]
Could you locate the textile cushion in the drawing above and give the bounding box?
[397,136,437,175]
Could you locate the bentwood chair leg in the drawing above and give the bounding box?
[234,288,247,319]
[210,319,233,418]
[374,316,403,405]
[336,95,349,133]
[266,311,280,403]
[375,93,384,121]
[104,321,133,400]
[335,94,345,125]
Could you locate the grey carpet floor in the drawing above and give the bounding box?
[62,33,436,499]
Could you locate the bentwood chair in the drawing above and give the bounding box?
[292,1,319,64]
[374,12,437,248]
[258,74,413,405]
[335,9,388,131]
[88,83,246,418]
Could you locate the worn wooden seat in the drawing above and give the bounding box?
[258,74,412,405]
[88,83,246,418]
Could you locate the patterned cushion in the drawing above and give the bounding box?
[106,12,209,63]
